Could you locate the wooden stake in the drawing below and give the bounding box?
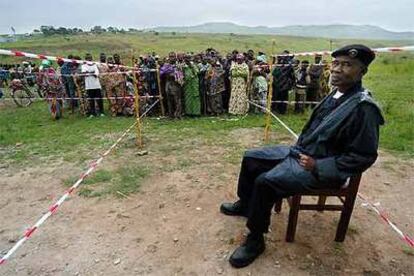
[156,63,165,116]
[264,40,276,143]
[131,51,143,149]
[73,75,86,115]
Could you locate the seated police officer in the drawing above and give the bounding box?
[220,44,384,268]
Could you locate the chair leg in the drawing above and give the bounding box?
[317,196,327,212]
[335,194,357,242]
[274,199,282,213]
[286,195,301,242]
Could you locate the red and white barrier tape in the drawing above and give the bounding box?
[0,69,158,76]
[2,45,413,71]
[253,63,326,69]
[249,99,414,248]
[258,100,321,105]
[273,45,414,57]
[1,96,160,101]
[0,99,159,266]
[357,193,414,247]
[0,49,139,71]
[1,97,316,104]
[247,100,300,139]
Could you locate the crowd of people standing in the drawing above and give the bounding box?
[158,48,331,118]
[0,48,332,118]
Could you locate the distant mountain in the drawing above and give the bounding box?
[151,22,414,41]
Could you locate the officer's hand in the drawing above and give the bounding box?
[299,154,316,171]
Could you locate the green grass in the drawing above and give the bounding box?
[402,246,414,256]
[364,54,414,155]
[64,165,150,198]
[0,100,134,164]
[64,169,113,186]
[0,60,412,169]
[0,33,413,165]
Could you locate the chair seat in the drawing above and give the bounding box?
[295,187,348,196]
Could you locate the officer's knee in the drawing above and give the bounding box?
[254,174,271,189]
[241,155,254,167]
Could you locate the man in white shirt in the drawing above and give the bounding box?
[81,53,104,117]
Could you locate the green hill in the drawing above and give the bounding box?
[152,22,414,41]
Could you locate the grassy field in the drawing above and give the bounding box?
[0,33,413,172]
[1,32,413,64]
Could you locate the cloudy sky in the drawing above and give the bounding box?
[0,0,413,34]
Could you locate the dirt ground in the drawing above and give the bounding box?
[0,128,413,275]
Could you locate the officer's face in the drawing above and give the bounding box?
[331,56,366,88]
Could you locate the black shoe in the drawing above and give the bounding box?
[220,200,248,217]
[229,233,265,268]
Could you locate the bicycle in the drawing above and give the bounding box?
[9,78,37,107]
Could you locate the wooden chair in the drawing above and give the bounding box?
[274,174,362,242]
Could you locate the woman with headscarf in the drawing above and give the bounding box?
[183,54,201,116]
[229,54,249,115]
[106,56,126,116]
[160,52,184,118]
[251,61,269,113]
[205,57,225,115]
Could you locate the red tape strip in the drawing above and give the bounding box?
[24,227,37,238]
[0,259,5,265]
[379,211,390,223]
[404,235,414,247]
[13,51,24,57]
[67,187,75,194]
[49,204,59,214]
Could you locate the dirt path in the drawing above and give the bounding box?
[0,128,413,275]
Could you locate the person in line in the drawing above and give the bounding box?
[81,53,104,118]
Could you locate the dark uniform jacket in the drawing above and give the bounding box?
[272,64,295,92]
[245,82,384,190]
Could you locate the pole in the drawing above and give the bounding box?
[131,51,143,149]
[156,63,165,116]
[264,40,276,143]
[73,75,85,115]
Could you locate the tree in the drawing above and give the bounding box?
[56,27,69,35]
[107,26,117,33]
[40,25,56,36]
[91,26,106,34]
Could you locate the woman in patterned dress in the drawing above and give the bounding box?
[229,54,249,115]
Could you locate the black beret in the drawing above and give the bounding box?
[332,44,375,66]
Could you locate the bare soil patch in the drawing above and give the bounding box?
[1,128,413,275]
